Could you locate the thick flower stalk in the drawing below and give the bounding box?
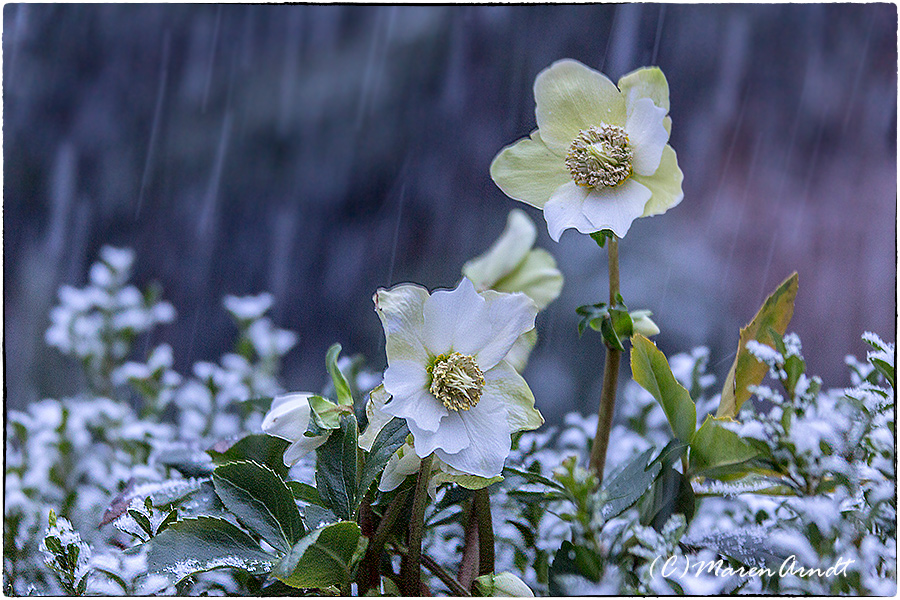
[491,59,683,241]
[373,278,543,478]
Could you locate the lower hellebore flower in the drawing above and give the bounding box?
[261,393,329,466]
[373,278,543,478]
[491,59,684,241]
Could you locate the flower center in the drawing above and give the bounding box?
[429,352,485,411]
[565,125,633,188]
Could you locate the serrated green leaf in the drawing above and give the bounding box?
[272,521,366,590]
[326,344,354,406]
[286,482,328,508]
[212,460,305,553]
[631,334,697,443]
[357,417,409,500]
[145,516,275,582]
[601,448,662,519]
[315,414,359,520]
[207,434,292,479]
[718,273,799,418]
[689,416,759,479]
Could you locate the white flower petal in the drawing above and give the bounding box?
[474,291,537,371]
[261,393,315,442]
[383,386,447,433]
[542,182,593,242]
[433,395,512,478]
[423,278,493,357]
[374,284,431,363]
[483,359,543,432]
[283,434,328,466]
[378,443,421,492]
[581,179,652,238]
[383,359,429,403]
[408,411,470,456]
[626,97,669,176]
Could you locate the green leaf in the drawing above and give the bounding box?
[630,334,697,443]
[601,448,662,519]
[718,273,799,418]
[128,509,154,538]
[599,313,625,351]
[357,417,409,500]
[146,517,275,582]
[315,414,359,520]
[689,416,759,478]
[212,460,305,553]
[326,344,354,406]
[548,541,602,596]
[641,465,695,531]
[272,521,367,590]
[156,509,178,536]
[502,466,566,491]
[286,482,328,508]
[154,444,215,478]
[208,434,292,479]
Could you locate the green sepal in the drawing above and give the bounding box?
[326,343,354,407]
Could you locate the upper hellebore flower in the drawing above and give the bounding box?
[491,59,684,241]
[374,278,543,478]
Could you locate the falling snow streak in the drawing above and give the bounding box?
[136,31,171,219]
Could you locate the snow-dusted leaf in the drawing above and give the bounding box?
[631,334,697,443]
[685,526,791,569]
[272,521,367,590]
[146,516,275,582]
[212,460,305,554]
[718,273,798,418]
[601,448,662,519]
[315,414,359,520]
[358,417,409,499]
[642,465,694,530]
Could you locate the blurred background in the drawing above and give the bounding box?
[4,4,896,423]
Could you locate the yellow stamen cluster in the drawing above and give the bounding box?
[565,124,633,188]
[429,352,485,411]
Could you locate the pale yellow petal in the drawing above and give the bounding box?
[632,144,684,217]
[534,59,627,153]
[618,66,670,113]
[490,131,570,209]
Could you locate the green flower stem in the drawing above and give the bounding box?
[473,488,495,576]
[589,236,621,484]
[400,454,433,595]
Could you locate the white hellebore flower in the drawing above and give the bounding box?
[261,393,329,466]
[491,59,684,241]
[373,278,543,478]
